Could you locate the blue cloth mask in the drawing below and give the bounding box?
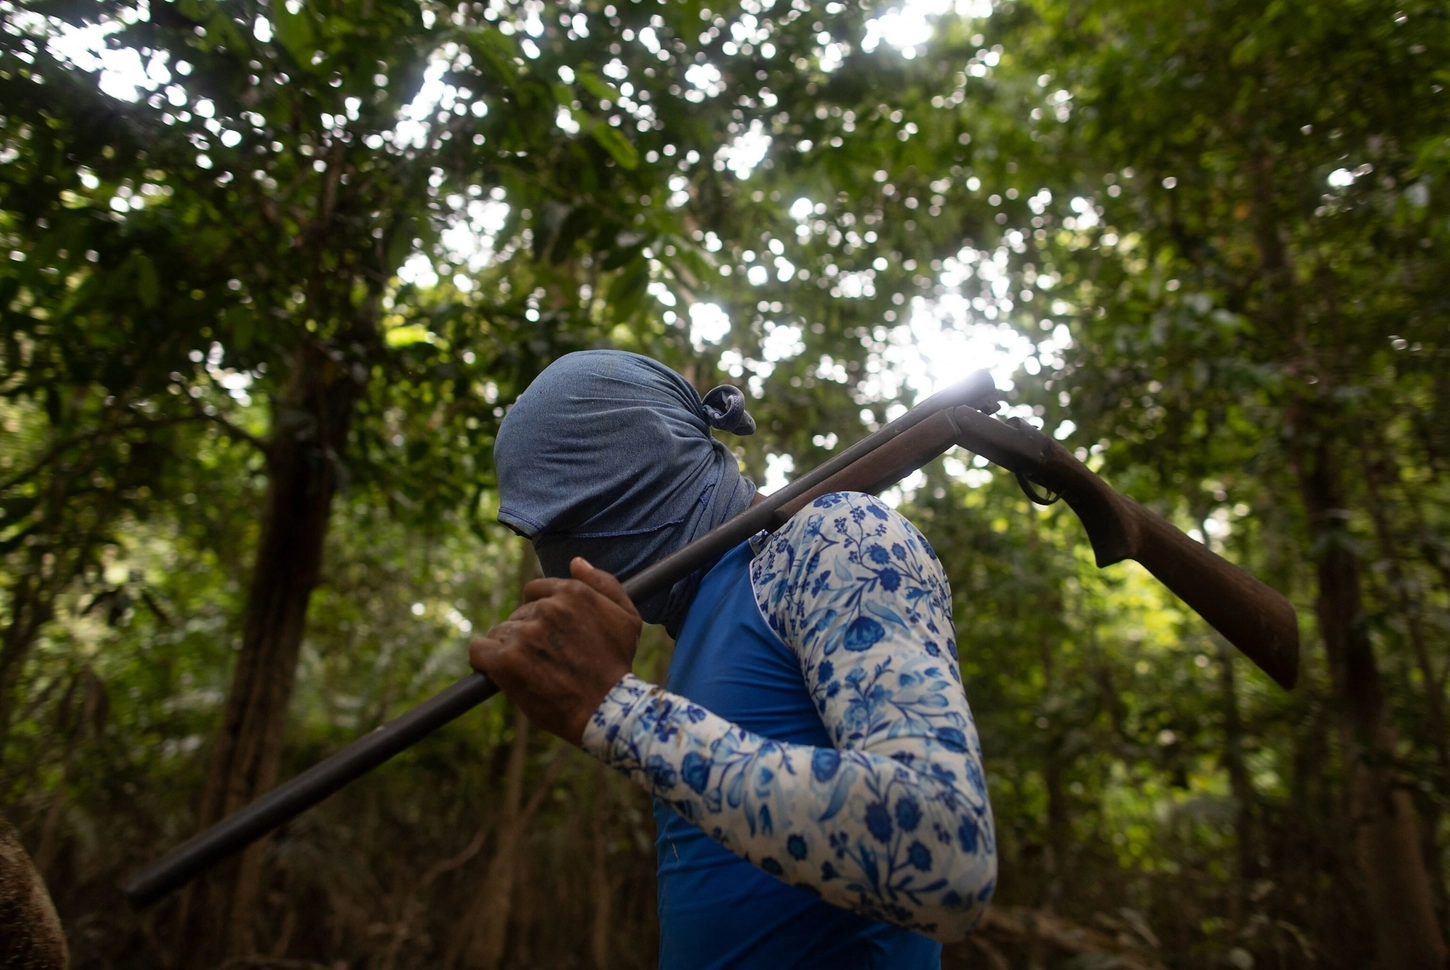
[494,351,758,636]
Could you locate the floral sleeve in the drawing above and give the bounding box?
[582,492,996,942]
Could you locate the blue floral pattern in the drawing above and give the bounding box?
[583,492,996,941]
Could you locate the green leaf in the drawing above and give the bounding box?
[132,254,159,309]
[669,246,715,290]
[467,29,520,88]
[385,324,434,347]
[178,0,248,51]
[386,218,417,275]
[272,2,317,68]
[228,305,256,350]
[576,70,620,104]
[549,207,593,264]
[591,121,639,170]
[605,258,649,322]
[601,230,649,271]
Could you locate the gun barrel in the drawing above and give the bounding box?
[124,673,499,907]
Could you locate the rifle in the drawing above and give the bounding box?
[124,369,1298,907]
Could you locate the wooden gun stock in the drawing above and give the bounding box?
[1031,439,1300,690]
[949,405,1300,690]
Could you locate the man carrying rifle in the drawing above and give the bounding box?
[471,350,996,969]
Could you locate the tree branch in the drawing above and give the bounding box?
[185,396,270,455]
[0,413,207,493]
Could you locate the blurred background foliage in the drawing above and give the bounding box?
[1,0,1447,967]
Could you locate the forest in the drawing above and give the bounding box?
[1,0,1447,967]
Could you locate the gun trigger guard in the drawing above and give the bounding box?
[1016,470,1061,506]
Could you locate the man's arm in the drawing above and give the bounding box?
[582,493,995,941]
[471,493,996,942]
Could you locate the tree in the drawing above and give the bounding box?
[987,0,1450,963]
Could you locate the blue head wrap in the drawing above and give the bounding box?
[494,351,757,636]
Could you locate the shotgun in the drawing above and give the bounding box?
[124,369,1298,907]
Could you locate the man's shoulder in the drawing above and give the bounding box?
[748,491,949,651]
[757,490,939,566]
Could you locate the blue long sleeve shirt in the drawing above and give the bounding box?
[584,492,997,968]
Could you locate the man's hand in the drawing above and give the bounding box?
[469,557,642,746]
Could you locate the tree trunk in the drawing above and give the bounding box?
[1359,442,1450,927]
[460,705,531,970]
[1361,444,1450,794]
[1245,145,1446,964]
[1216,639,1257,926]
[1041,735,1068,906]
[1190,509,1259,924]
[589,760,612,970]
[1296,440,1446,970]
[454,543,544,970]
[1033,561,1067,970]
[182,343,363,963]
[508,827,538,968]
[450,717,565,970]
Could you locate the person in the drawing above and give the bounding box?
[470,350,995,969]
